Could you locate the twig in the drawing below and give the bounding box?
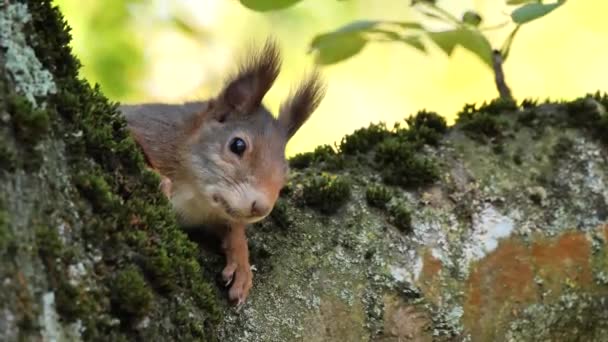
[492,49,513,101]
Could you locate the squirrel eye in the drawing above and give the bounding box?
[229,137,247,156]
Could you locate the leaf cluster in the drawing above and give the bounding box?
[238,0,566,68]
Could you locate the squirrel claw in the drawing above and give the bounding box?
[225,265,253,306]
[222,262,237,287]
[158,176,172,198]
[235,297,245,311]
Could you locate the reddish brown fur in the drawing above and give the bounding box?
[121,37,326,306]
[249,125,288,198]
[279,70,326,139]
[221,39,282,114]
[185,101,217,142]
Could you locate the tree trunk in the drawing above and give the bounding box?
[2,2,608,342]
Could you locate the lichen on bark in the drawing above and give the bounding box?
[1,1,608,342]
[214,97,608,341]
[1,1,221,341]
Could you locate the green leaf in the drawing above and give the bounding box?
[393,22,425,30]
[310,21,376,65]
[428,28,493,67]
[400,35,426,53]
[511,1,565,24]
[418,9,445,21]
[239,0,303,12]
[170,16,208,38]
[499,24,522,60]
[309,20,423,65]
[506,0,535,4]
[313,34,368,65]
[328,20,383,34]
[462,11,482,27]
[411,0,437,5]
[369,29,402,40]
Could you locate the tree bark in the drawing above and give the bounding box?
[492,50,513,101]
[2,2,608,342]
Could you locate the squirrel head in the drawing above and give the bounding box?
[184,38,325,225]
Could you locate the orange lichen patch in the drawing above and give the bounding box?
[417,249,443,304]
[603,224,608,242]
[381,295,433,342]
[302,296,369,341]
[420,249,442,281]
[463,238,536,340]
[461,229,599,340]
[531,232,592,295]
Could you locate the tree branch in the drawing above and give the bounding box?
[492,49,513,101]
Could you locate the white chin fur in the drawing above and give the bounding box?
[170,181,270,226]
[169,183,223,226]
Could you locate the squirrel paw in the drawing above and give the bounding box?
[222,261,253,305]
[158,176,172,198]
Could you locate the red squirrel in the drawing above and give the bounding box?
[120,39,325,305]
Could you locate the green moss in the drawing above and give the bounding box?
[374,138,439,188]
[0,209,9,253]
[520,99,538,109]
[388,202,412,233]
[35,224,64,261]
[302,173,351,214]
[74,170,119,212]
[472,98,519,115]
[403,110,448,146]
[565,96,603,128]
[511,146,524,165]
[291,111,448,175]
[24,1,81,81]
[289,152,314,169]
[55,280,89,321]
[506,292,608,341]
[173,306,207,340]
[365,184,393,209]
[406,110,448,133]
[551,136,575,161]
[516,108,540,128]
[145,248,177,292]
[289,144,343,170]
[7,93,50,144]
[0,138,17,172]
[564,93,608,145]
[456,99,516,142]
[34,225,92,322]
[528,186,547,206]
[127,197,220,317]
[17,0,222,338]
[3,93,50,170]
[269,198,291,230]
[457,111,508,143]
[599,115,608,145]
[1,2,57,105]
[590,91,608,110]
[339,122,391,155]
[111,265,153,319]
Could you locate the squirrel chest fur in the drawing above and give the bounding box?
[119,39,325,305]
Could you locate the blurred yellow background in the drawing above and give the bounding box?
[53,0,608,156]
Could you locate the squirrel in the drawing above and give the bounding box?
[119,38,325,305]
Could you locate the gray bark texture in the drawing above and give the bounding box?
[2,1,608,342]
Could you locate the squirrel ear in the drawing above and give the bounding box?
[278,70,326,140]
[220,38,281,113]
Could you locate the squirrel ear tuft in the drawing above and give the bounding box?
[278,70,326,140]
[220,38,282,113]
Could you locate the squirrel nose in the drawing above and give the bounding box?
[251,200,269,217]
